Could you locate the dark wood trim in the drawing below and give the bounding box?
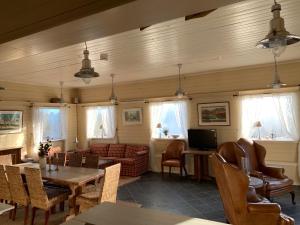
[0,147,22,164]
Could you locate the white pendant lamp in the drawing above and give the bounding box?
[256,0,300,57]
[74,42,99,85]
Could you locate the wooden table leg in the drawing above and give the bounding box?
[193,155,202,181]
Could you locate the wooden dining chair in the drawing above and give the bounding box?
[6,165,30,225]
[55,153,66,166]
[83,154,99,169]
[76,163,121,213]
[24,167,70,225]
[68,153,83,167]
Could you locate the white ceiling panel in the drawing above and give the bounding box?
[0,0,299,88]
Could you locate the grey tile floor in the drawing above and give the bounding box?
[117,172,300,224]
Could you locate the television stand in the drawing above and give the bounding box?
[183,149,216,181]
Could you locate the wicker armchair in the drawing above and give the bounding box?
[6,165,30,225]
[76,163,121,213]
[24,167,70,225]
[68,153,83,167]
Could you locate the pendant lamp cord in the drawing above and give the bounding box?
[178,64,182,89]
[84,41,87,50]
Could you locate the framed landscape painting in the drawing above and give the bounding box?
[122,108,142,125]
[0,111,23,134]
[198,102,230,126]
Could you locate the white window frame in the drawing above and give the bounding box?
[86,105,116,139]
[240,92,299,141]
[150,101,188,139]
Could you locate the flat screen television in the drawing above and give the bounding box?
[188,129,217,150]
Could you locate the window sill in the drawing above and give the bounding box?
[153,137,186,141]
[254,139,299,143]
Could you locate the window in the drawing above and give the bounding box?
[240,93,299,141]
[32,107,67,143]
[86,106,116,139]
[150,101,188,139]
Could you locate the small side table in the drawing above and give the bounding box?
[183,150,216,181]
[0,203,14,215]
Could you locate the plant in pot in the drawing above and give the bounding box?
[162,128,169,138]
[38,138,52,169]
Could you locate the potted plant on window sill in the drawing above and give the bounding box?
[38,138,52,169]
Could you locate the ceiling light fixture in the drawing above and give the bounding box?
[175,64,185,98]
[74,42,99,85]
[256,0,300,57]
[269,53,286,89]
[109,74,118,105]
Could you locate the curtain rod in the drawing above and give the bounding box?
[233,85,300,97]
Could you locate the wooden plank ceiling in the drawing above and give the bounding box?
[0,0,299,88]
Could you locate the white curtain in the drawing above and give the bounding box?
[86,106,116,139]
[32,107,43,154]
[149,101,188,139]
[239,92,299,141]
[32,106,68,154]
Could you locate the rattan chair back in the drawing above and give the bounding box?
[6,165,30,206]
[0,164,11,201]
[83,154,99,169]
[68,153,82,167]
[24,167,49,210]
[99,163,121,203]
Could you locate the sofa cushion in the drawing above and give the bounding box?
[108,144,126,158]
[90,144,110,157]
[125,145,145,158]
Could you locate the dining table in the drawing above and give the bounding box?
[15,162,104,215]
[60,202,227,225]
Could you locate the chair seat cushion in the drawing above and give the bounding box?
[44,184,71,199]
[162,159,181,167]
[264,176,293,191]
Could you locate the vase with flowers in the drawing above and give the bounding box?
[38,138,52,169]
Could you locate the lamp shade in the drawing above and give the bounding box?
[254,121,262,128]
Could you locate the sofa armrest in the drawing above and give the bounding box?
[260,165,286,179]
[248,203,281,214]
[136,150,148,156]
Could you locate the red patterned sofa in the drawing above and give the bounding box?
[78,143,149,177]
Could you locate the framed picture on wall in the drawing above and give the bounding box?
[198,102,230,126]
[122,108,142,125]
[0,111,23,134]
